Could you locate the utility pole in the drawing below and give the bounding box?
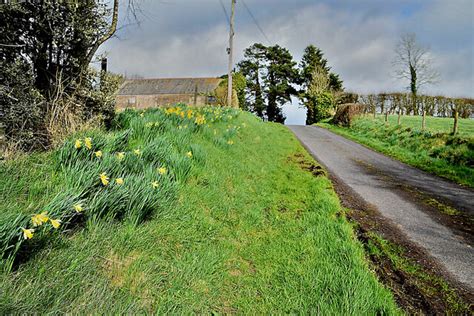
[227,0,236,107]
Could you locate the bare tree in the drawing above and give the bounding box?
[393,33,439,129]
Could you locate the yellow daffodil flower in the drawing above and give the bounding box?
[151,181,159,189]
[94,150,103,158]
[85,137,92,149]
[21,228,34,240]
[140,112,144,117]
[158,167,167,175]
[31,211,49,227]
[50,218,61,229]
[75,139,82,149]
[100,172,109,186]
[227,140,234,145]
[134,149,141,156]
[117,152,125,160]
[115,178,124,185]
[74,204,83,213]
[186,151,193,158]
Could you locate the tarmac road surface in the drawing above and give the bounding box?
[288,125,474,289]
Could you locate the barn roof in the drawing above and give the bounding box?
[117,78,223,95]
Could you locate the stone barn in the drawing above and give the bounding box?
[115,77,225,109]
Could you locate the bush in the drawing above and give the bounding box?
[332,103,365,127]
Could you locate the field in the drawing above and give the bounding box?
[0,107,399,314]
[373,114,474,136]
[320,115,474,187]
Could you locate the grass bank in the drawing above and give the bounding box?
[372,114,474,136]
[320,116,474,188]
[0,108,400,313]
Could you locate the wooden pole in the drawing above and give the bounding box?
[227,0,236,107]
[453,109,458,135]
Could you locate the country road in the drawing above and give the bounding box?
[288,125,474,290]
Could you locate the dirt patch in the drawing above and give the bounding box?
[329,174,473,314]
[288,153,326,177]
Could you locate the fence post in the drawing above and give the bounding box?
[385,111,388,123]
[397,108,401,125]
[452,109,458,135]
[421,110,426,130]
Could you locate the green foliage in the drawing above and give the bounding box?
[216,72,248,110]
[321,116,474,187]
[0,110,400,314]
[306,92,334,125]
[299,45,343,124]
[0,106,239,271]
[238,43,299,123]
[0,1,118,150]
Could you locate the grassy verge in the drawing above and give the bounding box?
[372,114,474,136]
[319,116,474,188]
[0,108,400,313]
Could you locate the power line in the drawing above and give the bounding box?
[240,0,271,45]
[219,0,230,25]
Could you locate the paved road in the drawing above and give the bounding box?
[288,125,474,289]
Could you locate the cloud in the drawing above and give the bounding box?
[100,0,473,124]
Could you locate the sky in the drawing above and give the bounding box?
[99,0,474,125]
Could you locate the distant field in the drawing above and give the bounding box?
[372,114,474,136]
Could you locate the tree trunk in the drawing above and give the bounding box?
[81,0,119,74]
[398,107,401,125]
[385,111,388,123]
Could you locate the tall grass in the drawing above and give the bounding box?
[0,106,240,272]
[321,116,474,187]
[0,109,402,314]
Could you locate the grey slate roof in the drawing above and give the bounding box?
[118,78,223,95]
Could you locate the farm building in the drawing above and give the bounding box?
[115,77,236,109]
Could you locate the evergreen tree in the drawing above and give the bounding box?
[264,45,299,123]
[238,43,298,123]
[299,45,344,124]
[237,43,267,119]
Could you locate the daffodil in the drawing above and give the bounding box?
[134,149,141,156]
[151,181,159,189]
[50,218,61,229]
[75,139,82,149]
[100,172,109,186]
[74,203,83,213]
[117,152,125,160]
[21,228,34,240]
[94,150,103,158]
[186,151,193,158]
[140,112,144,117]
[31,211,49,227]
[115,178,124,185]
[158,167,167,175]
[227,140,234,145]
[85,137,92,149]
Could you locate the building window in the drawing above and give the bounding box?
[128,97,136,105]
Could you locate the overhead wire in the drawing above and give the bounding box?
[240,0,272,45]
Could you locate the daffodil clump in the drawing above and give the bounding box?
[3,105,241,272]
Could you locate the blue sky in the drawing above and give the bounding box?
[100,0,474,124]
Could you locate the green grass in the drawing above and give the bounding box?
[0,108,400,314]
[320,115,474,188]
[373,114,474,136]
